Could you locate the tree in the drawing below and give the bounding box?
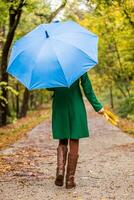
[0,0,68,124]
[63,0,134,111]
[0,0,26,125]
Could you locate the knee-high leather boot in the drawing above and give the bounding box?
[55,145,68,186]
[66,153,79,189]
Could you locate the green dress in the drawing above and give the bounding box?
[48,72,103,139]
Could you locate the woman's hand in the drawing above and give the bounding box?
[97,107,105,114]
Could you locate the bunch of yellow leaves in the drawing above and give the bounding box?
[101,108,119,126]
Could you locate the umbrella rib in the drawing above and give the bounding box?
[40,22,63,37]
[29,39,49,89]
[7,49,26,70]
[8,32,45,68]
[6,50,33,89]
[49,39,69,87]
[7,67,30,90]
[53,31,97,38]
[52,37,98,65]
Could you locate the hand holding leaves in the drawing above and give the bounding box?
[98,107,119,126]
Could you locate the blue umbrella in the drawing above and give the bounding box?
[6,20,98,90]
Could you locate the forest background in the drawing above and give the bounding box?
[0,0,133,149]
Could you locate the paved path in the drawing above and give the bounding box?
[0,102,134,200]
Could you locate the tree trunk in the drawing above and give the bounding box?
[30,92,35,109]
[19,88,30,118]
[0,1,24,126]
[109,85,114,108]
[16,83,19,118]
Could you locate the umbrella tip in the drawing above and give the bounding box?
[53,20,60,23]
[45,30,49,38]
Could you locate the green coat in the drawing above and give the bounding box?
[48,72,103,139]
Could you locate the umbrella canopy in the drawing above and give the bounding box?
[6,20,98,90]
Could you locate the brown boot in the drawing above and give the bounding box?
[55,145,68,186]
[66,153,79,189]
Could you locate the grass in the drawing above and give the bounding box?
[0,103,51,150]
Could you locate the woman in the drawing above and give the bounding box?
[48,72,104,189]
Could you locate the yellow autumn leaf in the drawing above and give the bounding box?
[103,109,119,126]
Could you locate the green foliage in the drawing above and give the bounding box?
[63,0,134,120]
[0,1,9,25]
[0,82,19,107]
[117,95,134,119]
[0,0,68,124]
[0,0,133,125]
